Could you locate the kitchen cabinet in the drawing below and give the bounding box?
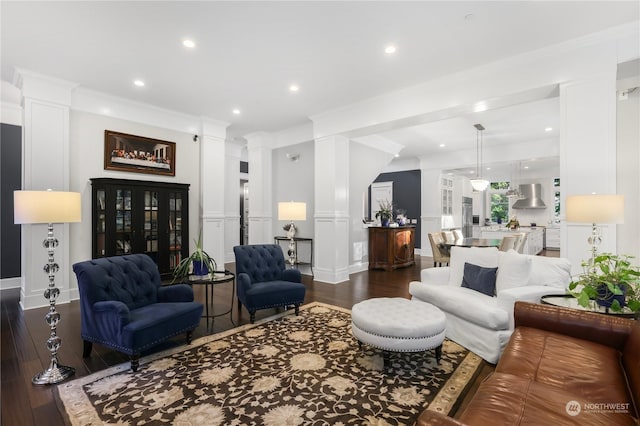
[546,228,560,250]
[368,226,415,271]
[91,178,189,279]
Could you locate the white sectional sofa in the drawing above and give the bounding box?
[408,247,571,364]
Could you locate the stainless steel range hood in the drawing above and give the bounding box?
[511,184,546,209]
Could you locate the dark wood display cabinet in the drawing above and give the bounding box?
[368,226,416,271]
[91,178,189,279]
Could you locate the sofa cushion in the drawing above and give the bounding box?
[496,250,532,294]
[461,262,498,296]
[448,246,499,287]
[410,283,509,330]
[459,372,637,426]
[497,326,634,407]
[527,255,572,288]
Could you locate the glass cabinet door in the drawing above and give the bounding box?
[168,191,183,269]
[115,189,133,255]
[143,190,159,262]
[95,189,106,256]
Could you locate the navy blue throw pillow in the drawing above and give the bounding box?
[461,262,498,296]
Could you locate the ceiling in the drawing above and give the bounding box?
[2,1,638,172]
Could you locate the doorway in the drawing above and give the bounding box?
[239,180,249,245]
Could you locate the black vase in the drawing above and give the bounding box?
[596,284,626,308]
[381,217,390,227]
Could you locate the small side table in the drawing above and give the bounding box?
[541,294,637,319]
[187,271,236,327]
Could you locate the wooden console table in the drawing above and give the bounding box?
[368,226,415,271]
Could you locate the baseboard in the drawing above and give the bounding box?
[0,277,21,290]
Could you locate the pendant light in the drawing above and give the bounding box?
[470,124,490,191]
[506,161,524,198]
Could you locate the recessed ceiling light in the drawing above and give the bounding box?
[289,84,299,92]
[232,109,241,115]
[545,127,553,132]
[394,153,400,158]
[133,80,145,87]
[469,170,475,174]
[183,39,196,48]
[524,166,529,169]
[384,45,396,54]
[486,167,491,171]
[439,144,445,148]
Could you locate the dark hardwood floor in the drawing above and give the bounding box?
[2,252,564,425]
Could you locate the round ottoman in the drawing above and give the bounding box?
[351,297,446,364]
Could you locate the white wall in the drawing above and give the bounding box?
[69,111,202,282]
[349,141,394,272]
[617,84,640,260]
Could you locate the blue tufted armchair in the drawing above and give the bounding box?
[72,254,203,371]
[233,244,306,323]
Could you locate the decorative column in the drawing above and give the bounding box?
[17,69,77,309]
[245,132,274,244]
[560,70,618,275]
[200,119,229,270]
[419,167,443,258]
[314,135,350,284]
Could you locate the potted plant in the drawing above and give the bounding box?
[375,199,394,227]
[172,231,217,283]
[568,253,640,313]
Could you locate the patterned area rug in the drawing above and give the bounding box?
[57,302,482,425]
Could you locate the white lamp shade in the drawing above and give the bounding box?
[470,179,490,191]
[566,194,624,224]
[278,202,306,221]
[14,190,82,224]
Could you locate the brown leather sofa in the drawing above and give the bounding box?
[417,301,639,425]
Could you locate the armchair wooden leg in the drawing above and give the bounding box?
[82,340,93,358]
[295,304,300,316]
[130,355,140,372]
[186,330,194,344]
[249,310,256,324]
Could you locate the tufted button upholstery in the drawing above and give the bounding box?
[351,298,446,353]
[73,254,203,370]
[233,244,306,323]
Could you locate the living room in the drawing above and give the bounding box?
[1,2,639,425]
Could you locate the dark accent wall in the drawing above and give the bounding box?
[1,123,22,279]
[370,169,422,248]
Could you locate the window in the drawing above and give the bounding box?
[553,178,560,221]
[489,181,510,223]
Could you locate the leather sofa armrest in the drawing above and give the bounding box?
[282,268,302,283]
[415,409,468,426]
[158,284,194,302]
[420,267,451,285]
[514,301,634,351]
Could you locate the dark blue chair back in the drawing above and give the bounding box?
[74,254,161,311]
[234,244,287,283]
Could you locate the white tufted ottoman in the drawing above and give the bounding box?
[351,297,446,365]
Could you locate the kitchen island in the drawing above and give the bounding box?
[480,226,544,255]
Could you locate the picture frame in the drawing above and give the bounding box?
[104,130,176,176]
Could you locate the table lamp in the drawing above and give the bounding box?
[566,194,624,271]
[278,201,307,266]
[14,189,81,385]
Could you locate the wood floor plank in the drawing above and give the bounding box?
[0,253,525,425]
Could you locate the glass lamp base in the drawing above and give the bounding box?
[32,363,75,385]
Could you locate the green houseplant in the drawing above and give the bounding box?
[172,231,217,283]
[568,253,640,313]
[374,199,393,226]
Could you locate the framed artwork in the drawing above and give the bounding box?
[104,130,176,176]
